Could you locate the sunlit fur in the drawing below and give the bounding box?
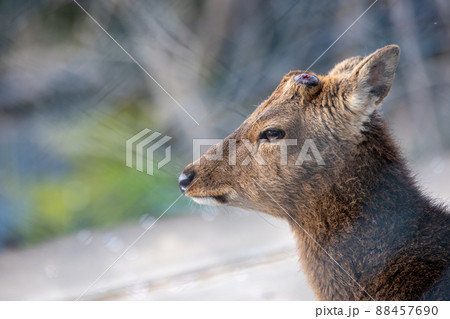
[181,45,450,300]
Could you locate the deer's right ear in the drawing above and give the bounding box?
[347,45,400,112]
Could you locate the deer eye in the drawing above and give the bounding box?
[260,129,285,142]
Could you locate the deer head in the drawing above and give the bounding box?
[178,45,400,218]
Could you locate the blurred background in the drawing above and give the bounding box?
[0,0,449,300]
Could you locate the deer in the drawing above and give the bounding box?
[178,45,450,300]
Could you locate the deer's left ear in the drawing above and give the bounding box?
[347,45,400,112]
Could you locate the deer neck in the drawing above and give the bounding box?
[287,117,424,300]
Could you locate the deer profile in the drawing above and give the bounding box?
[178,45,450,300]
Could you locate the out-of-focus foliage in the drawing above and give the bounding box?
[1,97,186,246]
[21,100,182,244]
[0,0,449,247]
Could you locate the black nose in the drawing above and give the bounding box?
[178,167,195,194]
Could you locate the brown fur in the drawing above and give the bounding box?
[179,45,450,300]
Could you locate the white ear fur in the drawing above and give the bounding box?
[328,56,364,77]
[348,45,400,118]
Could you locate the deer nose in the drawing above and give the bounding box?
[178,167,196,194]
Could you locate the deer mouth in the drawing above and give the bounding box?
[189,194,229,206]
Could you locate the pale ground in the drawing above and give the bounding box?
[0,153,448,300]
[0,211,314,301]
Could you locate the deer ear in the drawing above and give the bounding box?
[348,45,400,111]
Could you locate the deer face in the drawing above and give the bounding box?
[179,45,400,217]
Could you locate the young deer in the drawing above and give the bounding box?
[178,45,450,300]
